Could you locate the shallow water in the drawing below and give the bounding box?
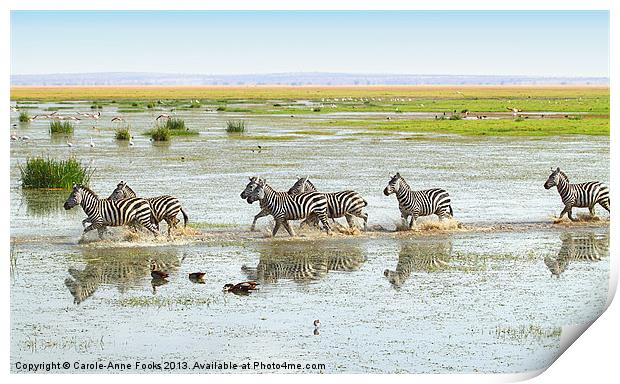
[9,103,610,373]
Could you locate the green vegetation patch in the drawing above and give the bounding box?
[19,157,94,189]
[49,120,74,134]
[114,126,131,140]
[318,117,609,136]
[226,120,246,133]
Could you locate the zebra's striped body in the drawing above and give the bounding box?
[544,168,610,221]
[383,172,453,228]
[109,181,188,236]
[544,232,609,277]
[243,177,331,236]
[287,178,369,230]
[240,177,316,231]
[64,184,158,239]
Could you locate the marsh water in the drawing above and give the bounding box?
[10,102,610,373]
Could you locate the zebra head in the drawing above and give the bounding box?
[246,178,266,204]
[287,176,316,194]
[64,184,84,210]
[383,172,404,196]
[241,176,262,199]
[109,181,128,200]
[544,167,561,189]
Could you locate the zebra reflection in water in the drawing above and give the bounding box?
[241,242,366,284]
[64,248,180,304]
[543,232,609,278]
[384,240,452,289]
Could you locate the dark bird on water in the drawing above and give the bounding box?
[150,262,169,280]
[223,281,259,295]
[189,272,206,284]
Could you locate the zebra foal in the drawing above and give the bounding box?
[544,167,609,221]
[383,172,453,228]
[64,184,158,239]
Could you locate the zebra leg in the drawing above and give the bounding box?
[358,212,368,230]
[566,207,577,222]
[408,215,418,229]
[251,209,270,231]
[559,206,569,219]
[97,227,106,239]
[165,217,174,237]
[589,206,597,217]
[272,221,282,237]
[282,220,296,237]
[318,213,331,235]
[345,213,356,229]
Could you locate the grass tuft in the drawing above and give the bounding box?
[114,125,131,140]
[19,111,30,122]
[226,120,246,133]
[19,157,94,189]
[147,126,171,141]
[49,120,74,134]
[163,117,186,130]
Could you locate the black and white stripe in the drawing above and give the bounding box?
[240,177,315,231]
[544,167,610,221]
[384,241,452,288]
[288,178,369,230]
[383,172,453,228]
[64,184,158,239]
[544,232,609,277]
[109,181,189,236]
[243,177,331,236]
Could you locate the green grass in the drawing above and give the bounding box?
[146,125,171,141]
[19,157,94,189]
[226,120,246,133]
[114,126,131,140]
[315,117,609,136]
[164,117,186,130]
[49,120,74,134]
[18,111,30,122]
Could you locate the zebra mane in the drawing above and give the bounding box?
[397,175,412,190]
[557,170,569,183]
[123,184,137,196]
[77,184,100,199]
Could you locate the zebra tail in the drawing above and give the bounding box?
[362,198,368,207]
[181,207,189,227]
[449,205,454,217]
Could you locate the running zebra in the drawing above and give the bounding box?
[291,178,369,230]
[109,181,189,236]
[383,172,453,228]
[544,167,610,221]
[543,232,609,278]
[241,177,316,231]
[63,184,158,239]
[243,177,331,236]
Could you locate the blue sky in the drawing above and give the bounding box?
[10,10,609,77]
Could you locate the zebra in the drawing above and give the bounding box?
[384,240,452,288]
[63,184,158,239]
[543,232,609,278]
[291,178,369,230]
[243,177,331,237]
[383,172,453,228]
[109,181,189,236]
[240,176,316,231]
[544,167,610,221]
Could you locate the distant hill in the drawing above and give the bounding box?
[10,72,608,86]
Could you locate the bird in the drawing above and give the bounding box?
[156,114,170,121]
[89,137,95,147]
[111,117,125,122]
[10,132,18,141]
[189,272,206,284]
[20,135,30,140]
[27,115,39,122]
[507,107,522,117]
[223,281,259,295]
[66,140,73,147]
[151,263,169,280]
[10,106,18,112]
[313,319,320,335]
[129,139,135,146]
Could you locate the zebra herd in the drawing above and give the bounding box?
[63,167,610,239]
[63,182,189,239]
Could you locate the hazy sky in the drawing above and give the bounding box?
[10,10,609,77]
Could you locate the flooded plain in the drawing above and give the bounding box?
[9,101,610,373]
